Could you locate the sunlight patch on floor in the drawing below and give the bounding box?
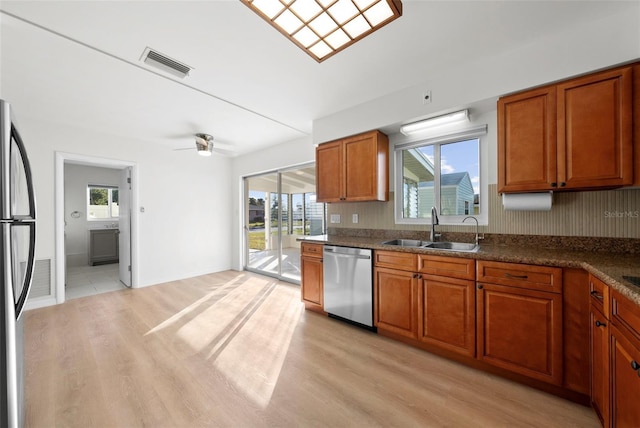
[212,283,301,408]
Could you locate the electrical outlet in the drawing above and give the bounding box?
[423,89,432,104]
[352,214,359,224]
[330,214,341,224]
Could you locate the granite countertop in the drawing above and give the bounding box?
[298,235,640,306]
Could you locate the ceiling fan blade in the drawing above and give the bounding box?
[173,147,195,151]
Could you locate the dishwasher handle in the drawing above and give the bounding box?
[324,246,371,260]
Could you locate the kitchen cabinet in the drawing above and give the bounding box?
[498,65,633,193]
[610,289,640,427]
[301,242,324,313]
[374,265,419,339]
[590,304,610,427]
[374,250,475,355]
[418,255,475,357]
[476,261,563,386]
[316,130,389,202]
[589,275,611,427]
[563,268,590,395]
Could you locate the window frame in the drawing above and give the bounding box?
[393,124,488,226]
[87,185,119,221]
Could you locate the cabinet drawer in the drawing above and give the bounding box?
[301,242,323,258]
[477,260,562,293]
[374,250,418,272]
[589,274,610,318]
[612,290,640,343]
[418,255,475,281]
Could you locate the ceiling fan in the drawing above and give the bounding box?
[173,133,236,157]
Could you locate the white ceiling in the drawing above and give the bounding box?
[0,1,633,156]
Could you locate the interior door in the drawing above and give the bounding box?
[118,167,131,287]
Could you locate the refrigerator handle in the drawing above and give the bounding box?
[11,123,37,319]
[15,222,36,319]
[11,124,36,218]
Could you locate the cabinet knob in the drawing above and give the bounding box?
[560,182,566,187]
[551,182,557,187]
[477,284,483,289]
[632,360,640,371]
[595,320,606,328]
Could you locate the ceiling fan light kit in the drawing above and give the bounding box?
[241,0,402,62]
[195,133,214,156]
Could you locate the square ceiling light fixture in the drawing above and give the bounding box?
[241,0,403,62]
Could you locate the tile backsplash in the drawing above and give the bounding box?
[327,184,640,239]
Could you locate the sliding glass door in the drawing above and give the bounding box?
[244,163,325,283]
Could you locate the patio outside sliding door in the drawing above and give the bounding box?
[244,163,325,283]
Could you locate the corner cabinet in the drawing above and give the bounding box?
[301,242,324,313]
[316,130,389,202]
[498,65,633,193]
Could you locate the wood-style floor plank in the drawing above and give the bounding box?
[24,270,598,427]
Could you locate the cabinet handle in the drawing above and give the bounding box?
[590,290,604,301]
[595,320,606,327]
[551,182,557,187]
[477,284,484,289]
[632,360,640,371]
[504,273,528,279]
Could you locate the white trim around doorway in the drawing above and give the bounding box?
[54,152,139,304]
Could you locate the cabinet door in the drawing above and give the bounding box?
[419,275,475,357]
[374,267,418,339]
[301,256,323,308]
[557,67,633,189]
[316,141,343,202]
[497,86,557,192]
[610,324,640,428]
[477,283,563,385]
[343,132,387,201]
[590,305,610,427]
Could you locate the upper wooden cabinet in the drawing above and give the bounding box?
[316,130,389,202]
[498,65,633,193]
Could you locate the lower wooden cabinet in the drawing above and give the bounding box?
[590,304,610,427]
[301,243,324,312]
[374,266,419,339]
[476,282,563,385]
[419,275,475,357]
[610,324,640,427]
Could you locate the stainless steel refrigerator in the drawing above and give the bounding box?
[0,99,37,428]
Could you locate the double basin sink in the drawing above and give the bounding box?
[381,239,478,252]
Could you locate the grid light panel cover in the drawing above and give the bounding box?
[242,0,403,62]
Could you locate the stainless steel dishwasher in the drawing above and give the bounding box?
[323,246,374,329]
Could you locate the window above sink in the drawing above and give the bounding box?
[392,121,488,226]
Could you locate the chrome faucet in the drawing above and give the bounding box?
[462,216,481,245]
[430,207,441,242]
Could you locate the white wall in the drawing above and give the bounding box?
[17,116,232,303]
[64,164,120,266]
[230,136,315,270]
[313,5,640,147]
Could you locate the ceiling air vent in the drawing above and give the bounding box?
[140,47,192,79]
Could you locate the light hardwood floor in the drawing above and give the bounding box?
[24,270,598,427]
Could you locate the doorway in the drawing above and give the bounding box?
[244,163,326,283]
[54,153,138,304]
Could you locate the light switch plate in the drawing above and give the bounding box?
[330,214,341,224]
[352,214,358,224]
